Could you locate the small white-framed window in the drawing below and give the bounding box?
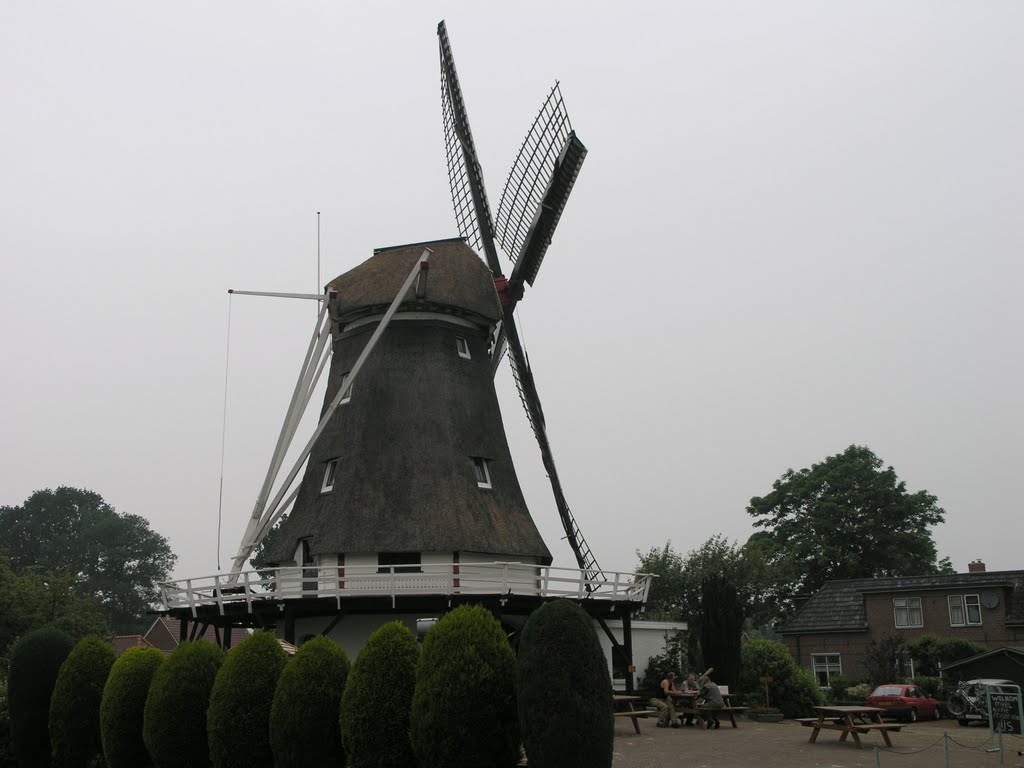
[340,372,352,404]
[893,596,923,628]
[456,336,471,359]
[949,594,982,626]
[321,459,338,493]
[472,457,491,489]
[811,654,842,688]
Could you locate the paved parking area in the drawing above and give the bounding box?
[612,718,1024,768]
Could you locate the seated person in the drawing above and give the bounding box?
[699,673,725,729]
[648,672,681,728]
[679,673,700,726]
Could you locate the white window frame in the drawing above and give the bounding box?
[340,372,352,404]
[456,336,471,359]
[893,596,923,628]
[472,457,491,489]
[321,459,338,493]
[949,594,982,627]
[811,654,842,688]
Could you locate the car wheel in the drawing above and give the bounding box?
[932,707,941,721]
[907,709,917,723]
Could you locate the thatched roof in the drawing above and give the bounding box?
[266,238,551,566]
[328,238,502,324]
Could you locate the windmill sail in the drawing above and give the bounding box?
[438,20,501,275]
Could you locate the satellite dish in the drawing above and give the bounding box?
[981,591,1000,609]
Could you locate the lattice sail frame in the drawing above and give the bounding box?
[439,24,497,264]
[495,83,572,264]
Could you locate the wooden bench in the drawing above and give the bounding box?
[800,717,901,748]
[613,708,652,734]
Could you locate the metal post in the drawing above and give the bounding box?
[944,731,949,768]
[999,729,1004,764]
[873,745,880,768]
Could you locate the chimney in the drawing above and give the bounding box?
[968,559,986,573]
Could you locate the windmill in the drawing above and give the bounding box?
[159,21,650,678]
[437,20,602,585]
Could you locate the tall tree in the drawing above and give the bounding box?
[747,445,950,613]
[637,536,770,668]
[700,574,744,693]
[0,487,176,632]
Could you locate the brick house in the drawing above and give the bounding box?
[779,561,1024,686]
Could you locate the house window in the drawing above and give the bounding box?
[949,594,982,626]
[893,596,923,628]
[811,654,842,688]
[472,457,491,489]
[321,459,338,493]
[340,372,352,404]
[456,336,471,359]
[377,552,422,574]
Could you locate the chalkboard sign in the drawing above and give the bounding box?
[988,690,1023,735]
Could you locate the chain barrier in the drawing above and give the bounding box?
[867,729,1024,766]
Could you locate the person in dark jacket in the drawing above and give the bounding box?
[649,672,681,728]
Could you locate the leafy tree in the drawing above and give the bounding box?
[7,627,75,768]
[0,488,176,632]
[143,640,224,768]
[636,536,770,666]
[207,631,286,768]
[0,557,108,662]
[516,601,612,768]
[48,636,116,768]
[906,635,986,677]
[410,605,518,768]
[100,646,164,768]
[340,621,420,768]
[738,639,823,717]
[861,637,907,687]
[269,636,350,768]
[747,445,951,612]
[700,574,743,693]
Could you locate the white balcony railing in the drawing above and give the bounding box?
[158,562,654,617]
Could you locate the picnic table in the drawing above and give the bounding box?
[613,694,650,734]
[671,691,749,728]
[798,705,902,749]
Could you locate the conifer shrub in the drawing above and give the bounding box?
[269,635,350,768]
[7,626,74,768]
[207,631,286,768]
[739,639,823,717]
[100,646,165,768]
[516,600,612,768]
[410,604,518,768]
[143,640,224,768]
[48,636,116,768]
[340,621,419,768]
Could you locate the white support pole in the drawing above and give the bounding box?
[228,289,331,301]
[230,250,432,573]
[233,298,331,568]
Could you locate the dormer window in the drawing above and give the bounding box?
[456,336,471,359]
[472,457,491,489]
[321,459,338,493]
[340,372,352,404]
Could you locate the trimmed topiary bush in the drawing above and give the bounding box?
[49,636,116,767]
[340,621,419,768]
[207,631,286,768]
[410,604,518,768]
[8,626,75,768]
[100,646,165,768]
[269,635,350,768]
[143,640,224,768]
[739,639,823,717]
[516,600,612,768]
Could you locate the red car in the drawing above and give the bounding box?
[866,684,942,722]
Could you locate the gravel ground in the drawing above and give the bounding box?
[611,717,1024,768]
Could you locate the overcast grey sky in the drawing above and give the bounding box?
[2,1,1021,584]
